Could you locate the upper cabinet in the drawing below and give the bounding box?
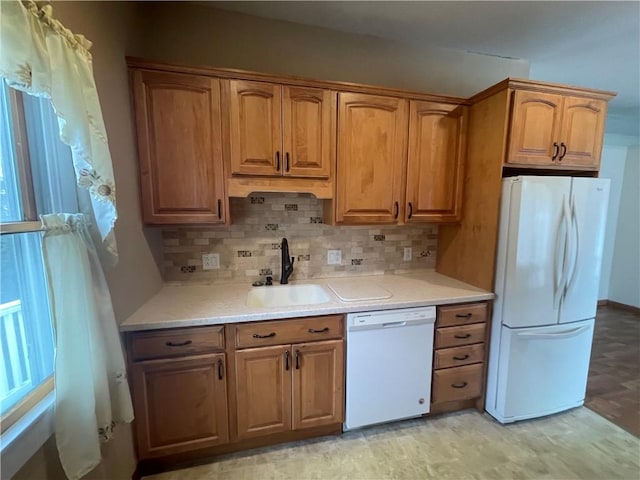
[333,94,467,225]
[406,102,467,223]
[131,69,226,224]
[506,89,608,170]
[227,80,334,178]
[334,92,408,224]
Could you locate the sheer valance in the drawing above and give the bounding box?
[0,0,118,258]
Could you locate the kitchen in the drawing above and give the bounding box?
[1,2,639,480]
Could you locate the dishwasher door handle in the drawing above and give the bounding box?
[382,321,407,328]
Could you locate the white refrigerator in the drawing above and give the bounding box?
[485,176,610,423]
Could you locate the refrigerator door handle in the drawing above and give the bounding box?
[516,325,591,340]
[565,195,580,293]
[553,198,571,309]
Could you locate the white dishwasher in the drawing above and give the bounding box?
[345,306,436,430]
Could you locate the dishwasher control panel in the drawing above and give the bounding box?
[347,306,436,328]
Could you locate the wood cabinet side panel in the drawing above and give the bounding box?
[436,90,509,290]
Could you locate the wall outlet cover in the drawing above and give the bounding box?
[202,253,220,270]
[403,247,412,261]
[327,250,342,265]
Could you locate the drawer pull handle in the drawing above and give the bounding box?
[285,350,290,371]
[217,359,224,380]
[295,349,300,370]
[454,333,472,339]
[308,327,329,334]
[453,354,470,361]
[451,382,468,389]
[455,313,472,318]
[165,340,192,347]
[252,332,276,339]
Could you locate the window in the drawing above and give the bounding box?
[0,81,78,427]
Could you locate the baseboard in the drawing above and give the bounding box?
[598,299,640,315]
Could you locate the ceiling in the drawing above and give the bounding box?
[212,1,639,133]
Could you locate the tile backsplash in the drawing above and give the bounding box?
[162,193,437,283]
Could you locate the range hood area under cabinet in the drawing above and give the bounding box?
[127,58,612,228]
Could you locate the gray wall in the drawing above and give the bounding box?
[138,2,530,97]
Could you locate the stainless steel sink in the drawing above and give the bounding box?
[246,284,331,308]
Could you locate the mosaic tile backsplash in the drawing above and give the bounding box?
[162,193,437,283]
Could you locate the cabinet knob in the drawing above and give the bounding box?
[295,349,300,369]
[451,382,468,389]
[552,142,559,160]
[286,152,290,172]
[454,333,472,339]
[408,202,413,220]
[276,151,281,171]
[393,202,399,219]
[252,332,276,339]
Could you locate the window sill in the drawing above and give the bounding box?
[0,392,55,478]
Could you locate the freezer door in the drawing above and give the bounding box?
[560,178,610,323]
[493,320,594,423]
[500,177,572,328]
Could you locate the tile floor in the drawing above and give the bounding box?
[144,407,639,480]
[585,305,640,437]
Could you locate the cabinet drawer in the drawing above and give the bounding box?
[129,326,224,361]
[435,323,485,349]
[437,302,488,327]
[235,315,344,348]
[432,363,483,403]
[434,344,485,369]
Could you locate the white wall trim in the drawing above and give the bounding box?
[0,392,55,479]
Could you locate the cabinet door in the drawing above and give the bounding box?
[406,102,466,223]
[228,80,282,176]
[130,353,229,459]
[292,340,344,430]
[235,345,291,439]
[557,97,606,169]
[506,90,563,166]
[132,70,225,224]
[336,93,408,224]
[282,86,334,178]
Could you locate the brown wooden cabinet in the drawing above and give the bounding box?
[227,80,333,178]
[335,92,408,224]
[131,69,226,224]
[127,326,229,459]
[431,301,490,413]
[507,90,607,169]
[333,93,467,225]
[233,316,345,440]
[406,101,467,223]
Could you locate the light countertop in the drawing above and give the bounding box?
[119,270,494,332]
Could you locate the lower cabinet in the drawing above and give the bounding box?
[126,315,345,465]
[130,353,229,458]
[431,301,490,413]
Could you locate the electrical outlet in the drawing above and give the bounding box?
[202,253,220,270]
[403,247,412,261]
[327,249,342,265]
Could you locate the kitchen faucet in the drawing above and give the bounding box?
[280,238,295,284]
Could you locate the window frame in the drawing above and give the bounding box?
[1,88,54,432]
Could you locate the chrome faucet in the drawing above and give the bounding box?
[280,238,295,284]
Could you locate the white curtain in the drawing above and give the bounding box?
[0,0,118,259]
[41,214,133,480]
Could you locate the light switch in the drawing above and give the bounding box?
[327,250,342,265]
[202,253,220,270]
